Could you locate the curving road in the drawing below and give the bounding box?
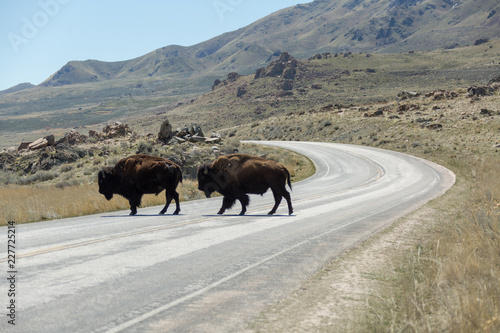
[0,141,455,332]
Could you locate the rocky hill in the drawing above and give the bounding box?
[38,0,500,87]
[135,39,500,136]
[1,0,499,148]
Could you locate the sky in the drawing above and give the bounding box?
[0,0,311,91]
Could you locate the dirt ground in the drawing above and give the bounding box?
[244,185,453,332]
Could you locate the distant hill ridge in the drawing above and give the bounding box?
[35,0,499,88]
[0,82,35,95]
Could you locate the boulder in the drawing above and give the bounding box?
[28,138,49,150]
[158,119,173,142]
[480,109,493,116]
[172,136,186,143]
[468,86,494,97]
[45,135,55,146]
[212,72,241,90]
[89,130,99,138]
[398,91,420,100]
[226,72,241,83]
[205,137,221,144]
[176,127,190,137]
[56,131,87,145]
[191,125,204,137]
[102,122,132,138]
[212,79,222,90]
[237,86,247,97]
[18,142,31,151]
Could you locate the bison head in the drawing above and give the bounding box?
[197,164,216,198]
[197,163,234,198]
[98,168,115,200]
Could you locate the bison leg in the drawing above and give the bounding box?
[172,190,181,215]
[160,190,180,215]
[218,197,236,215]
[238,194,250,216]
[283,190,293,215]
[128,195,142,216]
[269,189,293,215]
[268,189,282,215]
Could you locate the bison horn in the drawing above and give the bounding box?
[204,166,209,175]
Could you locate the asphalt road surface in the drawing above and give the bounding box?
[0,141,455,332]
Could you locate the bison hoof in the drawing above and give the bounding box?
[217,210,224,215]
[159,211,166,215]
[173,210,180,215]
[129,211,137,216]
[267,211,275,215]
[239,211,246,216]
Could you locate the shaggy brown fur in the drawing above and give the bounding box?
[198,153,293,215]
[98,154,182,215]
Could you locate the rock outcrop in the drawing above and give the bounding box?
[18,135,56,151]
[158,119,173,142]
[254,52,298,80]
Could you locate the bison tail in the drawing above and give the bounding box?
[176,167,183,184]
[286,168,292,190]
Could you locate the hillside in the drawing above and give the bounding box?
[0,0,499,148]
[0,82,35,96]
[133,39,500,135]
[39,0,500,87]
[1,1,499,330]
[1,33,499,332]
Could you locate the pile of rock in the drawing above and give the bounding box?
[397,91,421,100]
[468,86,495,97]
[56,130,88,145]
[157,119,221,144]
[171,126,222,144]
[212,72,242,90]
[254,52,298,80]
[16,122,135,152]
[101,122,134,139]
[18,135,55,151]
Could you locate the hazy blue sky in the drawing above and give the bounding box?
[0,0,311,91]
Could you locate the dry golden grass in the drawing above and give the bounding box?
[239,90,500,331]
[0,146,313,225]
[359,156,500,332]
[433,158,500,332]
[0,180,203,225]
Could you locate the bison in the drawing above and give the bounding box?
[197,153,293,216]
[98,154,182,215]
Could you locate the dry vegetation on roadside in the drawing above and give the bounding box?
[1,40,499,331]
[0,145,312,225]
[244,89,500,331]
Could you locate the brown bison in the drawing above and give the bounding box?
[197,153,293,215]
[98,154,182,215]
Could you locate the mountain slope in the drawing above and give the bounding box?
[40,0,500,87]
[0,82,35,95]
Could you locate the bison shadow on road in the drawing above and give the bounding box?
[101,213,186,218]
[201,214,296,217]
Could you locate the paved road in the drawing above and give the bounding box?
[0,141,455,332]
